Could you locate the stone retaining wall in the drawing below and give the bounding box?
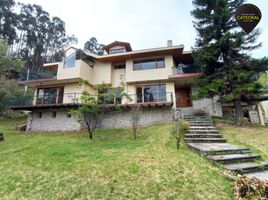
[27,107,173,132]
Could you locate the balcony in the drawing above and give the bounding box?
[169,64,199,79]
[7,92,173,110]
[20,70,57,82]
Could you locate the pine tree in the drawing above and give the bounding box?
[191,0,268,125]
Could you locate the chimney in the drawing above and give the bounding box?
[167,40,173,47]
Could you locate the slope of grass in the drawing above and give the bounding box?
[220,125,268,160]
[0,117,233,199]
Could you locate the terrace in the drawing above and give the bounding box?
[7,92,174,110]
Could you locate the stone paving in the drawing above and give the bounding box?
[182,113,268,180]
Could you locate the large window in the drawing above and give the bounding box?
[64,53,76,68]
[133,58,165,71]
[136,84,166,103]
[37,87,64,105]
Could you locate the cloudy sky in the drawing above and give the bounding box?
[17,0,268,58]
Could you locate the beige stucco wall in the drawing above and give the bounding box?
[57,60,92,83]
[111,68,126,87]
[125,55,174,83]
[92,61,112,84]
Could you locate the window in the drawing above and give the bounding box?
[37,87,64,105]
[109,48,125,54]
[136,84,166,103]
[107,88,121,104]
[64,53,76,68]
[133,58,165,70]
[38,112,42,118]
[52,111,57,118]
[114,63,126,69]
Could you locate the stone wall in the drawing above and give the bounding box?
[192,96,223,116]
[98,107,172,128]
[26,109,82,132]
[27,107,173,132]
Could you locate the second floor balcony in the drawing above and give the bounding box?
[20,70,57,82]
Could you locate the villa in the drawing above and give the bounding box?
[11,40,223,131]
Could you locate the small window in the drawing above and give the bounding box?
[38,112,42,118]
[114,64,126,69]
[67,114,72,118]
[109,48,125,54]
[64,53,76,68]
[51,111,57,118]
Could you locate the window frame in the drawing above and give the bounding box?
[109,48,126,54]
[133,57,165,71]
[135,84,166,103]
[64,52,76,68]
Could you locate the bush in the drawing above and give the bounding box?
[170,120,189,149]
[234,176,268,199]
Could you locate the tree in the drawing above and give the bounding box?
[84,37,105,55]
[130,105,142,140]
[170,120,189,149]
[0,0,18,45]
[191,0,268,125]
[0,41,25,116]
[72,79,130,140]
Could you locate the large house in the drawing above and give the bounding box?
[11,40,223,131]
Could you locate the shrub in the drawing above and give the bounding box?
[170,120,189,149]
[234,176,268,199]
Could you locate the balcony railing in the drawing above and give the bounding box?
[172,64,198,75]
[6,92,173,107]
[20,70,57,81]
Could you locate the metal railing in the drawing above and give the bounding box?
[172,64,198,75]
[20,70,57,81]
[6,92,173,107]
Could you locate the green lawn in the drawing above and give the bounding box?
[0,117,233,199]
[220,125,268,160]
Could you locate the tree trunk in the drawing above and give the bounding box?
[133,130,137,140]
[176,139,180,149]
[234,98,243,126]
[88,130,93,140]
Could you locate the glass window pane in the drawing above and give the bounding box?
[136,87,143,103]
[64,53,76,68]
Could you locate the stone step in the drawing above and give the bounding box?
[247,170,268,181]
[189,123,214,126]
[209,154,261,164]
[189,127,218,131]
[224,162,268,174]
[187,120,213,123]
[184,118,212,121]
[189,126,216,129]
[187,143,251,155]
[184,134,223,138]
[188,130,219,134]
[185,138,226,143]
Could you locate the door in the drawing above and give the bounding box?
[175,87,192,107]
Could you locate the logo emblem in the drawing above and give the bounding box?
[235,4,261,33]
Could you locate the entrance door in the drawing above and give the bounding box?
[175,87,192,107]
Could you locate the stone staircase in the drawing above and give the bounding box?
[180,110,268,181]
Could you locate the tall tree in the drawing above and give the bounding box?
[4,3,78,72]
[0,40,25,116]
[84,37,105,55]
[0,0,17,45]
[191,0,268,125]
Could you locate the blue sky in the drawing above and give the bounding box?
[17,0,268,58]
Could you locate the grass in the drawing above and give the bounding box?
[220,125,268,160]
[0,117,233,199]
